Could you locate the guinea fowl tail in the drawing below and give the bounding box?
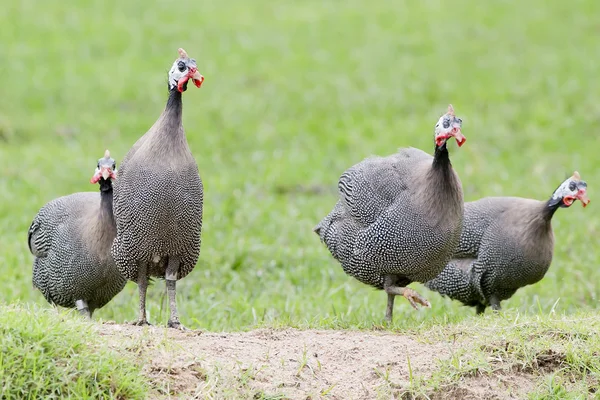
[313,215,332,243]
[27,220,37,254]
[424,260,479,306]
[314,201,342,240]
[314,200,353,263]
[313,223,323,236]
[27,214,48,257]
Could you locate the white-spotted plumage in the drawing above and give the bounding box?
[425,173,590,314]
[314,105,466,321]
[111,48,204,329]
[28,152,124,317]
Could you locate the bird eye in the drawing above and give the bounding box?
[568,181,577,191]
[97,163,100,168]
[177,61,186,72]
[112,163,116,169]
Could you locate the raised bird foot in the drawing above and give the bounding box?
[384,280,431,322]
[131,319,152,327]
[167,320,188,331]
[402,288,431,310]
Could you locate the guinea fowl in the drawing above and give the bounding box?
[314,105,467,322]
[111,48,204,329]
[29,150,125,317]
[425,172,590,314]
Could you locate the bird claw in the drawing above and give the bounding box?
[132,319,152,327]
[168,320,188,331]
[403,289,431,310]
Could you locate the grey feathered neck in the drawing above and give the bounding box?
[414,141,463,228]
[98,178,113,194]
[542,197,561,221]
[432,142,451,170]
[145,87,188,155]
[98,178,115,224]
[165,88,183,126]
[431,143,455,190]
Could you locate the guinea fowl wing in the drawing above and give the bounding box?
[28,193,95,258]
[338,147,431,226]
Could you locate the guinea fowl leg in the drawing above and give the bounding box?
[475,304,486,315]
[489,296,501,312]
[133,261,151,326]
[385,293,396,322]
[75,299,91,319]
[165,257,186,330]
[383,276,431,322]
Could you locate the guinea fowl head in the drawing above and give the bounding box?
[90,150,117,185]
[168,48,204,93]
[550,171,590,208]
[434,104,466,149]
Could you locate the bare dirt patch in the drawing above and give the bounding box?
[429,374,536,400]
[96,324,538,399]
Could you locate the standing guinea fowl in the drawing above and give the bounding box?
[111,48,205,329]
[425,172,590,314]
[29,150,125,317]
[314,105,467,322]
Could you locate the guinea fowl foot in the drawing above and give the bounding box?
[131,319,152,327]
[167,320,188,331]
[402,288,431,310]
[384,287,431,322]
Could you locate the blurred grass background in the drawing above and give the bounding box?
[1,0,599,330]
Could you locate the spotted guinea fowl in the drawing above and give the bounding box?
[111,48,205,329]
[29,150,125,317]
[314,105,467,322]
[425,171,590,314]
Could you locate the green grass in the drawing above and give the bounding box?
[0,303,147,399]
[5,1,600,397]
[1,0,599,331]
[400,311,600,399]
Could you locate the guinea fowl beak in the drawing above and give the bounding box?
[577,189,590,207]
[436,128,466,148]
[101,167,112,180]
[191,68,204,88]
[452,128,466,147]
[90,167,115,184]
[177,66,204,92]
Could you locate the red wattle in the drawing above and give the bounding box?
[177,77,190,92]
[435,135,448,147]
